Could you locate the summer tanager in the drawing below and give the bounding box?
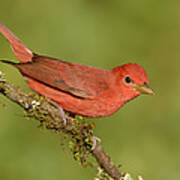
[0,22,154,117]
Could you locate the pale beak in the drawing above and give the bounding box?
[132,83,155,95]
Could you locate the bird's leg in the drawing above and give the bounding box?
[47,99,67,126]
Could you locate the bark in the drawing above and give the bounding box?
[0,79,122,180]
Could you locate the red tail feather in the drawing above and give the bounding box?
[0,22,33,62]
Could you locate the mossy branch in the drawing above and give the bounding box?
[0,72,142,180]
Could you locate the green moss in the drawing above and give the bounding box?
[67,116,96,166]
[95,167,112,180]
[23,95,96,166]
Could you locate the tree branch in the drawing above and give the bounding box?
[0,74,124,180]
[92,144,122,179]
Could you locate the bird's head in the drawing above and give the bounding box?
[112,63,154,100]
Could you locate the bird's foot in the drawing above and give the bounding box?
[91,136,101,151]
[47,99,67,126]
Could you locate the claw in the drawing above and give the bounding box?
[91,136,101,150]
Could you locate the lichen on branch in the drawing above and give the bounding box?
[0,72,142,180]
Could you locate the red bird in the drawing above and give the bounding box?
[0,23,154,117]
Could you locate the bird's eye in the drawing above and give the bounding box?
[125,76,131,83]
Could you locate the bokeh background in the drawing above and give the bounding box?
[0,0,179,179]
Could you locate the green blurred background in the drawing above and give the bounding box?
[0,0,179,179]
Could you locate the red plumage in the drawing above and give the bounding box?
[0,22,154,117]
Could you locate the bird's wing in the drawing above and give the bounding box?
[0,22,111,99]
[11,55,110,99]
